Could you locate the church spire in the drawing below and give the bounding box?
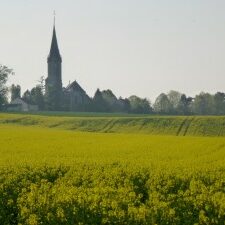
[46,13,63,110]
[48,13,61,62]
[54,10,56,26]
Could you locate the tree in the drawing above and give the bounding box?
[167,90,182,113]
[153,93,173,114]
[101,89,124,112]
[30,86,45,110]
[177,94,193,115]
[22,86,45,110]
[213,92,225,115]
[118,97,131,113]
[37,76,45,94]
[22,90,31,103]
[191,92,214,115]
[92,89,109,112]
[45,85,62,111]
[129,95,152,114]
[10,84,21,101]
[0,65,13,109]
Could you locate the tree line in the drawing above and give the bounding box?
[0,65,224,115]
[9,84,152,114]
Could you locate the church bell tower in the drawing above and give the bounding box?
[45,16,62,110]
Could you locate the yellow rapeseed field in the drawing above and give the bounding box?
[0,123,225,168]
[1,116,225,224]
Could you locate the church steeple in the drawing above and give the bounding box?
[45,14,63,111]
[48,24,62,62]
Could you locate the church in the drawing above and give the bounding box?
[45,22,91,111]
[5,19,147,114]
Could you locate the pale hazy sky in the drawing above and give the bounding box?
[1,0,225,101]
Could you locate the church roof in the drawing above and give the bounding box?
[66,80,86,94]
[48,25,62,62]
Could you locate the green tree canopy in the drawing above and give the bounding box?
[153,93,173,114]
[93,89,109,112]
[191,92,214,115]
[129,95,152,114]
[10,84,21,101]
[167,90,182,113]
[177,94,193,115]
[22,86,45,110]
[213,92,225,115]
[0,65,13,109]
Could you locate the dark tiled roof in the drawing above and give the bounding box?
[66,81,86,94]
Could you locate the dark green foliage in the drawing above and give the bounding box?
[22,90,31,103]
[154,93,173,114]
[31,86,45,110]
[129,95,152,114]
[153,91,225,115]
[22,86,45,110]
[45,84,62,111]
[93,89,110,112]
[191,92,214,115]
[92,89,151,114]
[177,94,193,115]
[213,92,225,115]
[10,84,21,101]
[101,89,120,112]
[0,65,13,110]
[167,90,182,113]
[118,97,131,113]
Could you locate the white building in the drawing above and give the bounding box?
[6,98,38,112]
